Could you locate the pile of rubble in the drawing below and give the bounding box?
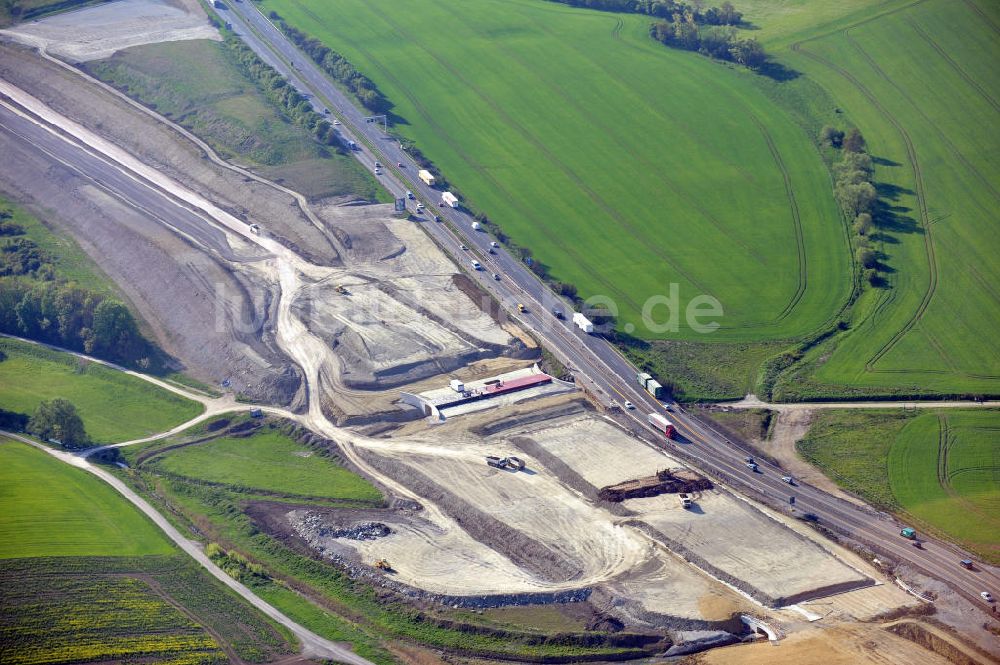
[293,512,391,541]
[598,469,712,502]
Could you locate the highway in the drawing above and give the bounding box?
[222,0,1000,612]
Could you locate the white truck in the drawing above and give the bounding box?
[572,312,595,333]
[678,493,693,509]
[418,169,435,186]
[442,191,459,208]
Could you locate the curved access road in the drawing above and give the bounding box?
[0,431,374,665]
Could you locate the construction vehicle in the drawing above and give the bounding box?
[374,558,393,571]
[335,284,348,295]
[485,455,526,471]
[679,493,693,509]
[517,303,526,313]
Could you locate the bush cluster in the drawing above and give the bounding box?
[224,36,343,149]
[0,211,157,368]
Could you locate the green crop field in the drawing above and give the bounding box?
[86,39,386,202]
[0,438,173,558]
[799,409,1000,562]
[264,0,1000,399]
[0,337,202,443]
[779,0,1000,397]
[262,0,851,344]
[0,555,293,664]
[143,424,382,503]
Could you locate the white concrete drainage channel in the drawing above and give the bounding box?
[740,615,781,643]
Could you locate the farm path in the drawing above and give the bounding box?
[0,431,374,665]
[722,395,1000,411]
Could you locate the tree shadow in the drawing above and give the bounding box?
[870,231,899,244]
[757,60,801,82]
[875,182,915,201]
[872,155,901,167]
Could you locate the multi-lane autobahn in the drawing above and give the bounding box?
[220,0,1000,612]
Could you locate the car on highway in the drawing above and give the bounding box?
[397,162,404,167]
[553,309,564,319]
[433,215,441,222]
[374,168,382,175]
[416,203,424,212]
[374,161,381,168]
[492,273,500,281]
[490,241,499,248]
[746,461,759,472]
[406,190,414,199]
[800,513,819,523]
[745,456,755,464]
[782,475,795,485]
[624,401,635,410]
[332,118,340,124]
[471,260,482,270]
[982,591,995,603]
[324,109,331,115]
[960,559,974,570]
[460,244,468,250]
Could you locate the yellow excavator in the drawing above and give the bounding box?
[374,558,393,572]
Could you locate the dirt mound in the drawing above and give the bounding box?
[598,469,713,502]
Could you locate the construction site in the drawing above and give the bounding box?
[0,2,995,663]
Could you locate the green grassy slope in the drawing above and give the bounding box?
[262,0,851,342]
[798,409,1000,562]
[146,426,382,502]
[0,337,203,443]
[85,39,386,201]
[778,0,1000,395]
[0,439,174,558]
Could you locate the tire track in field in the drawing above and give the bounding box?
[843,30,1000,208]
[749,114,807,322]
[790,36,938,374]
[611,17,623,40]
[326,11,652,316]
[354,1,716,297]
[961,0,1000,37]
[935,415,1000,530]
[905,18,1000,114]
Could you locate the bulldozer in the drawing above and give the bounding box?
[374,558,393,572]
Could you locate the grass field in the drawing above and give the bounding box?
[0,438,173,558]
[0,198,118,295]
[0,337,203,443]
[262,0,851,343]
[85,39,386,201]
[142,420,382,503]
[798,409,1000,562]
[780,0,1000,397]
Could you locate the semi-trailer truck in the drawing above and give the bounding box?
[418,169,435,186]
[442,191,459,208]
[648,412,676,439]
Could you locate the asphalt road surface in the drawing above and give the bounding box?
[222,0,1000,611]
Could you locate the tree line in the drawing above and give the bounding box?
[547,0,743,25]
[0,211,158,368]
[649,12,764,69]
[268,11,391,115]
[224,36,343,150]
[820,126,883,286]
